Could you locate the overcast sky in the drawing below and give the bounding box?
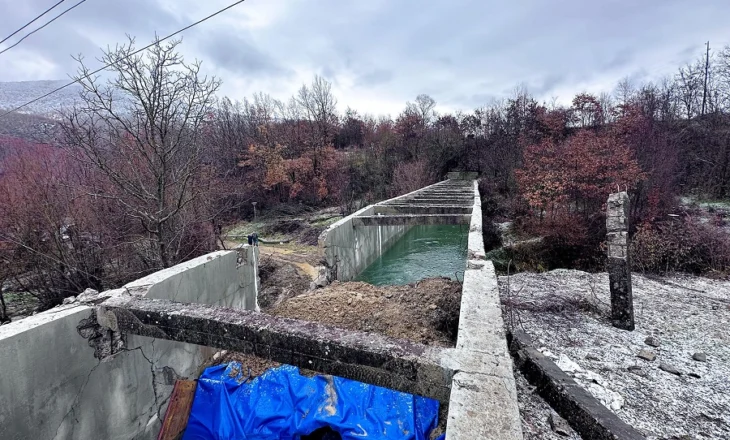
[0,0,728,116]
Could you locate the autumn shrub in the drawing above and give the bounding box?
[390,159,434,196]
[522,211,606,270]
[631,218,730,275]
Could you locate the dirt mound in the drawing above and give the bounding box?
[258,258,312,309]
[269,277,462,347]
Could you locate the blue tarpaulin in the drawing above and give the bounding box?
[183,363,440,440]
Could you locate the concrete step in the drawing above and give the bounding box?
[406,198,474,204]
[352,214,471,226]
[415,192,473,197]
[374,205,473,215]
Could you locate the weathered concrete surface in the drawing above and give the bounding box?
[125,248,259,311]
[319,204,412,281]
[373,204,473,215]
[445,261,523,440]
[352,213,471,227]
[509,331,645,440]
[0,303,214,440]
[467,180,486,261]
[499,269,730,439]
[440,179,523,440]
[0,250,259,440]
[606,192,634,330]
[97,295,454,402]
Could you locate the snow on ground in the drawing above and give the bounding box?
[0,80,81,116]
[499,269,730,440]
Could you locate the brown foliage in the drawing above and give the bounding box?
[516,129,645,217]
[390,160,434,197]
[632,217,730,275]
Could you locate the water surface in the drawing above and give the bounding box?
[355,225,468,285]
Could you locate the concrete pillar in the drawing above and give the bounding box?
[606,192,634,330]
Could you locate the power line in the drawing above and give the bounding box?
[0,0,67,45]
[0,0,247,119]
[0,0,88,56]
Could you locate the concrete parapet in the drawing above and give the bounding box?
[318,204,411,281]
[440,179,523,439]
[444,261,523,439]
[509,331,645,440]
[373,204,473,215]
[97,295,453,403]
[0,250,259,440]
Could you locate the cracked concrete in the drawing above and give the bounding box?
[0,249,259,440]
[97,294,454,402]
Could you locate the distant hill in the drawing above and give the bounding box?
[0,80,82,117]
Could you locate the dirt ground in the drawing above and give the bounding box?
[256,245,320,309]
[267,277,462,347]
[215,239,460,439]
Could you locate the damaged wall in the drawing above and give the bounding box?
[0,248,259,440]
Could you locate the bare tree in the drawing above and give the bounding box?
[716,45,730,112]
[62,37,221,269]
[676,62,703,119]
[614,76,636,109]
[414,94,437,124]
[296,75,338,145]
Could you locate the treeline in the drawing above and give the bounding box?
[2,38,730,317]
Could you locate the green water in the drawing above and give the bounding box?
[355,225,468,286]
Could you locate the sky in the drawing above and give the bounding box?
[0,0,728,117]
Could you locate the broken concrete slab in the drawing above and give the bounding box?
[96,295,454,402]
[509,330,645,440]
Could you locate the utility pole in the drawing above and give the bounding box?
[702,41,710,116]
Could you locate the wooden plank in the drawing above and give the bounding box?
[158,380,197,440]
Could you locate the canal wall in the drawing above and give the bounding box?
[319,179,476,282]
[319,204,413,282]
[0,248,259,440]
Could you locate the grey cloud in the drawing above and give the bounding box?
[196,31,291,78]
[530,75,567,97]
[2,0,730,113]
[0,0,184,79]
[603,49,634,71]
[356,69,393,87]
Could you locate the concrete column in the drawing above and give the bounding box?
[606,192,634,331]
